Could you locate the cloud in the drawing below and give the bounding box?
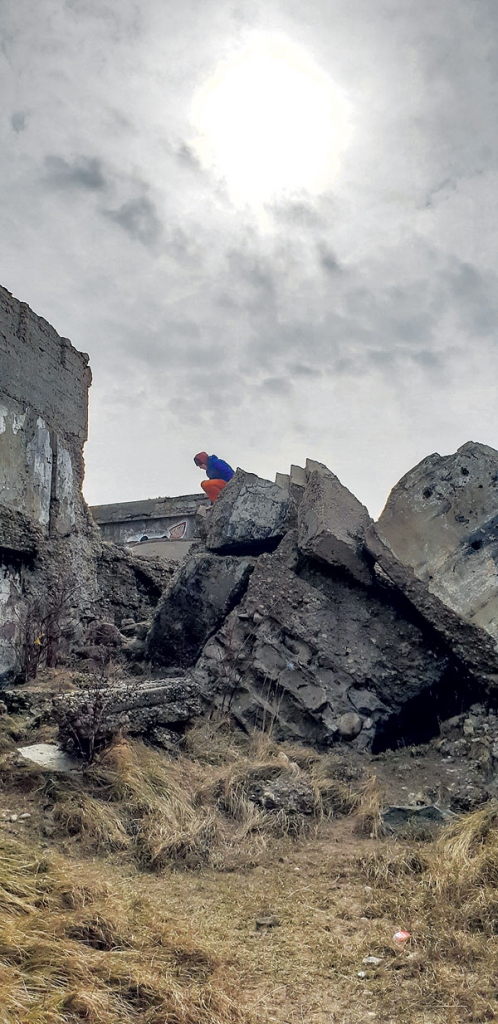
[260,376,293,395]
[11,111,26,133]
[175,142,204,173]
[102,195,162,246]
[269,199,324,228]
[2,0,498,512]
[43,155,107,191]
[288,362,322,378]
[318,246,341,274]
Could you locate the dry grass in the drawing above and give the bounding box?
[3,715,498,1022]
[0,833,254,1024]
[354,802,498,1022]
[35,726,362,870]
[0,712,30,752]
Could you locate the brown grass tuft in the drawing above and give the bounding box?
[0,832,257,1024]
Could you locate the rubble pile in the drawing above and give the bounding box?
[143,444,498,753]
[3,287,498,757]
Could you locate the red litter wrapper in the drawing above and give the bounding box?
[393,930,410,943]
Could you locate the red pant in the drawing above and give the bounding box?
[201,479,227,503]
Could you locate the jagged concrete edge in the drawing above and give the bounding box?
[366,523,498,683]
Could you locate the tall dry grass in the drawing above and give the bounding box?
[33,725,361,870]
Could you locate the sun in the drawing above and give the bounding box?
[190,33,353,207]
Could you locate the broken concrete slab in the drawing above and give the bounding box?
[146,550,253,668]
[204,469,291,553]
[17,742,81,772]
[382,804,449,833]
[194,549,467,752]
[53,676,201,757]
[247,773,317,815]
[298,460,373,585]
[367,442,498,678]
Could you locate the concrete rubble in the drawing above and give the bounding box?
[17,742,81,773]
[366,442,498,681]
[52,678,202,758]
[297,459,373,586]
[146,446,498,753]
[146,550,254,667]
[3,285,498,757]
[204,469,291,553]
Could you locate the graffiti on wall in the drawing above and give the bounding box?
[139,520,188,543]
[167,521,187,540]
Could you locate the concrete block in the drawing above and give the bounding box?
[298,460,373,585]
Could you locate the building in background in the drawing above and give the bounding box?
[90,494,205,561]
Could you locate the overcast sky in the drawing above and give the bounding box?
[2,0,498,517]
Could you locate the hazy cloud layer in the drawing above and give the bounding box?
[1,0,498,515]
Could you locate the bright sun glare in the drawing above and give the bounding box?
[191,33,353,207]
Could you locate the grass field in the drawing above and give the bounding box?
[1,715,497,1023]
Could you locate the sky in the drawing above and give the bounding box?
[2,0,498,518]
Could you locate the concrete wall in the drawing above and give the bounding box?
[0,285,93,680]
[91,494,205,561]
[0,285,92,537]
[127,538,196,561]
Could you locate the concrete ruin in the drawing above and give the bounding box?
[0,285,171,683]
[0,285,95,680]
[3,284,498,756]
[91,493,205,561]
[143,450,498,753]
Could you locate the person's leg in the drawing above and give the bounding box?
[201,479,227,502]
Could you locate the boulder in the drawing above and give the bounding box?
[0,504,41,558]
[94,543,172,627]
[194,549,465,752]
[381,804,448,833]
[204,469,291,553]
[247,773,316,815]
[85,620,124,648]
[298,460,373,585]
[53,676,201,758]
[146,550,253,668]
[366,442,498,678]
[338,711,363,740]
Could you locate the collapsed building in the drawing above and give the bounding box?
[2,285,498,756]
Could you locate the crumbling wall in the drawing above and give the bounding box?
[0,285,98,679]
[0,286,171,683]
[0,285,92,535]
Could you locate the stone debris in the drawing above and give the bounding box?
[255,915,281,930]
[204,469,291,553]
[193,546,456,751]
[52,677,201,757]
[146,551,254,668]
[298,459,373,586]
[381,804,449,832]
[5,283,498,761]
[17,742,81,772]
[247,773,317,815]
[366,442,498,680]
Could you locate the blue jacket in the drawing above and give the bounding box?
[206,455,234,482]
